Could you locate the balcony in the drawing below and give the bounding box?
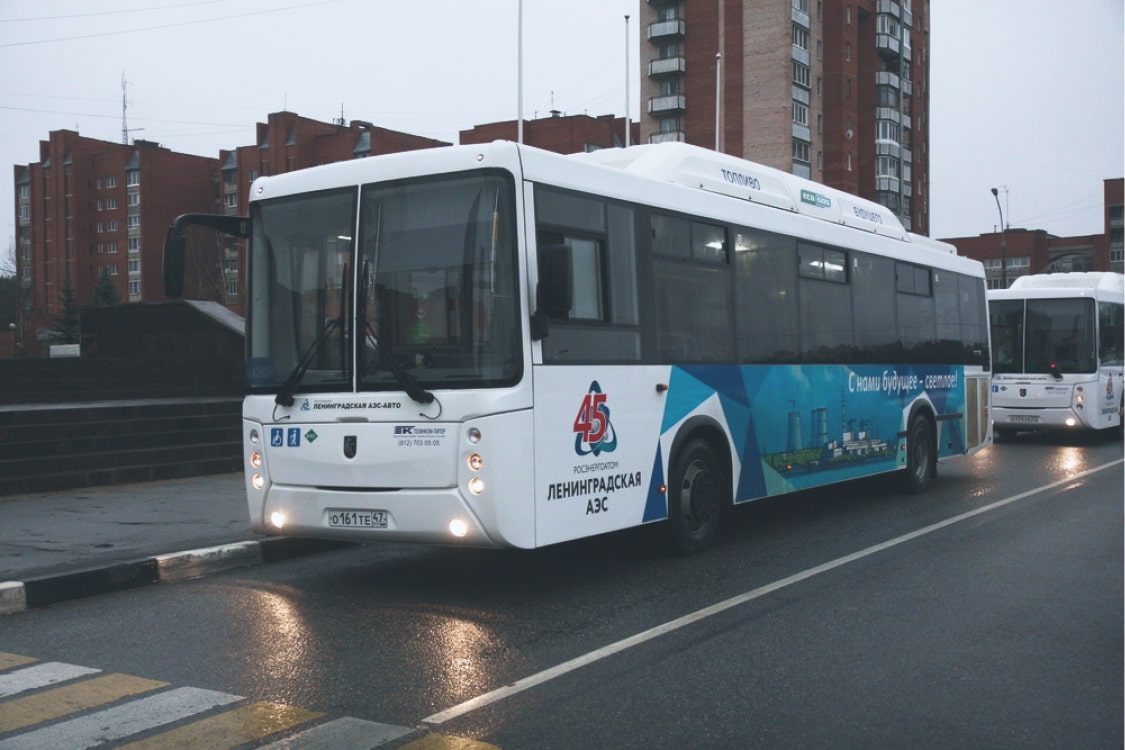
[649,130,686,144]
[648,56,686,77]
[792,6,810,28]
[876,32,901,59]
[647,19,685,41]
[875,71,900,88]
[876,0,901,19]
[648,95,686,114]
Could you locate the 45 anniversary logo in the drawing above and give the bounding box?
[573,381,618,456]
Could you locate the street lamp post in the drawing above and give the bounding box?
[991,187,1008,288]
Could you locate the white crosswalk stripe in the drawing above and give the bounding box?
[0,656,418,748]
[0,686,242,750]
[0,663,100,698]
[258,716,414,749]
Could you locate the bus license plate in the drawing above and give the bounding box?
[327,510,388,528]
[1009,415,1040,424]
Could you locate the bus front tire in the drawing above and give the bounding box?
[666,439,724,555]
[902,414,935,494]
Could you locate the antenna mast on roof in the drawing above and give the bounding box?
[121,72,128,144]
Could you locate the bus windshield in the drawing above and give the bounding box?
[990,297,1097,375]
[246,171,521,394]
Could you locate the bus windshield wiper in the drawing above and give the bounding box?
[363,324,435,405]
[358,260,435,405]
[275,316,344,407]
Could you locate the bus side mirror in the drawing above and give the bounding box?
[531,244,573,341]
[163,226,186,298]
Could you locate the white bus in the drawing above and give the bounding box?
[164,141,991,554]
[988,272,1124,438]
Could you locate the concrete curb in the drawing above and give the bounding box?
[0,537,354,615]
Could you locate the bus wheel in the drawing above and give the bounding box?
[666,439,725,555]
[902,414,934,494]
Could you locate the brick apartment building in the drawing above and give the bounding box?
[13,133,217,358]
[942,178,1125,289]
[10,114,450,357]
[214,112,450,316]
[639,0,930,233]
[461,112,638,153]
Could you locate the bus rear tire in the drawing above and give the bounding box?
[902,414,935,494]
[665,439,725,555]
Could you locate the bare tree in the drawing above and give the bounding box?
[0,237,15,278]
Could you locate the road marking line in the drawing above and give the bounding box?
[424,458,1123,725]
[0,686,241,750]
[0,662,101,698]
[0,673,169,733]
[258,716,414,749]
[114,701,323,750]
[0,655,36,672]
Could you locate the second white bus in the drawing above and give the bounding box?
[989,272,1125,437]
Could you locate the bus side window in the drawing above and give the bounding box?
[1099,302,1124,365]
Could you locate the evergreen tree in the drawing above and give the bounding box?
[91,267,121,307]
[48,278,81,344]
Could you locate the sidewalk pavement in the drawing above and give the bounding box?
[0,473,350,615]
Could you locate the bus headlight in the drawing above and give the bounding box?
[467,477,485,495]
[449,519,469,537]
[249,428,260,444]
[270,511,287,529]
[252,473,265,490]
[249,451,262,468]
[467,453,483,471]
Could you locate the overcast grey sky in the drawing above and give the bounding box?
[1,0,1122,254]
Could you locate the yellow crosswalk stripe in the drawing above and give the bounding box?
[400,734,502,750]
[0,673,168,732]
[115,700,323,750]
[0,654,36,671]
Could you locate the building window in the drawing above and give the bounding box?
[1008,256,1030,269]
[19,205,30,220]
[126,170,139,186]
[106,263,119,276]
[226,280,239,296]
[106,176,116,188]
[128,259,140,273]
[793,101,809,126]
[128,237,140,252]
[876,155,899,177]
[793,61,811,88]
[129,280,141,295]
[793,24,810,50]
[127,215,140,229]
[224,193,238,208]
[107,197,118,210]
[127,193,139,207]
[792,139,811,163]
[106,241,118,254]
[877,119,900,142]
[846,42,852,61]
